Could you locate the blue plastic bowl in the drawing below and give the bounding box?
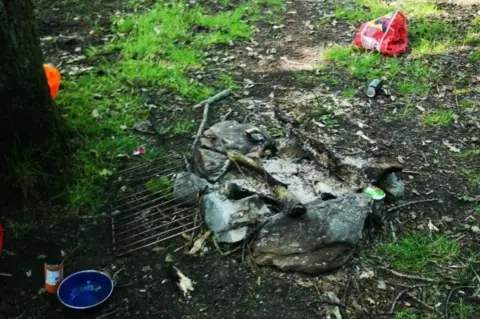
[57,270,114,310]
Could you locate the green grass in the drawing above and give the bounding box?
[341,88,356,99]
[145,176,173,199]
[452,298,480,319]
[456,149,480,158]
[395,309,418,319]
[376,235,461,275]
[461,168,480,187]
[423,109,454,126]
[469,49,480,63]
[2,145,47,199]
[333,0,442,24]
[55,0,284,211]
[324,0,470,98]
[399,100,414,117]
[323,46,436,96]
[156,119,196,136]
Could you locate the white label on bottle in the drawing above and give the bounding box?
[46,270,60,285]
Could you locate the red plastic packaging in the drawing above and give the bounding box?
[0,223,4,254]
[353,10,408,56]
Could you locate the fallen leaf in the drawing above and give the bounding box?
[25,270,32,277]
[428,219,439,232]
[443,140,461,153]
[356,130,375,144]
[377,280,387,290]
[359,269,375,279]
[322,292,342,319]
[312,120,326,128]
[2,249,16,256]
[181,233,192,241]
[165,253,174,262]
[99,168,113,176]
[416,105,426,112]
[142,265,151,272]
[442,216,454,222]
[296,279,314,288]
[173,266,194,297]
[188,231,211,255]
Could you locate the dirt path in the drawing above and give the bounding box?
[1,0,479,318]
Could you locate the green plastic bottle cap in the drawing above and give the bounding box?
[363,186,385,200]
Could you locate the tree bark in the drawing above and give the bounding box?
[0,0,65,195]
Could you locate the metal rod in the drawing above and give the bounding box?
[115,220,197,251]
[114,180,194,213]
[113,185,197,218]
[114,213,196,244]
[113,164,186,188]
[113,205,196,236]
[113,161,155,176]
[114,223,201,257]
[113,153,181,175]
[112,161,185,184]
[113,197,196,228]
[112,177,192,210]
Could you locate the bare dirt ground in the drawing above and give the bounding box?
[1,0,479,318]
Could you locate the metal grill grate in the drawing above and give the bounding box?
[110,154,201,256]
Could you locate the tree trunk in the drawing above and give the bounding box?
[0,0,65,197]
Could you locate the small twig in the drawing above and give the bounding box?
[342,276,351,304]
[213,237,242,256]
[95,309,118,319]
[313,281,321,296]
[387,198,439,213]
[471,264,480,284]
[445,286,475,319]
[191,89,231,163]
[389,286,418,314]
[389,221,397,242]
[0,273,13,277]
[221,108,233,121]
[183,154,192,174]
[454,90,459,109]
[391,282,429,289]
[10,312,25,319]
[319,296,364,314]
[193,88,231,109]
[116,280,140,289]
[401,170,422,175]
[379,267,440,283]
[406,292,442,315]
[112,267,125,283]
[191,102,211,156]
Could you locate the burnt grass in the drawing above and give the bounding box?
[1,0,479,318]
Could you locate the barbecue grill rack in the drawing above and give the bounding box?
[110,154,201,256]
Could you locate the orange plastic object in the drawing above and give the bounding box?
[353,10,408,56]
[43,64,61,99]
[44,259,64,294]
